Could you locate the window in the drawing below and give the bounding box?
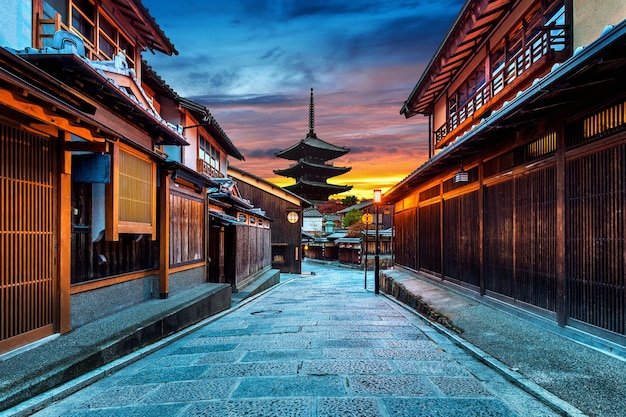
[40,0,137,66]
[107,145,156,240]
[119,150,153,225]
[98,16,116,58]
[71,0,95,44]
[199,135,221,175]
[98,15,136,66]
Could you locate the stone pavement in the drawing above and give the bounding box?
[15,262,562,417]
[379,267,626,417]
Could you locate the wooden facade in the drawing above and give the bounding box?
[207,176,274,292]
[228,166,310,274]
[388,0,626,345]
[0,0,261,356]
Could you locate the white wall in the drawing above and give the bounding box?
[0,0,32,49]
[574,0,626,48]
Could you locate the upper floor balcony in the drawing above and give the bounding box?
[198,158,225,179]
[435,23,567,148]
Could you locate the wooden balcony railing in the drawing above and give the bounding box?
[198,159,224,179]
[435,25,567,146]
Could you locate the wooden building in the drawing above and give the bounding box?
[0,0,263,356]
[229,166,311,274]
[159,96,247,298]
[274,89,352,202]
[207,177,273,292]
[386,0,626,347]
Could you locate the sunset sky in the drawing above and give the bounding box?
[141,0,464,200]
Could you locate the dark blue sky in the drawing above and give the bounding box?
[142,0,464,198]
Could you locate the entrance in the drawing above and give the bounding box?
[0,123,57,354]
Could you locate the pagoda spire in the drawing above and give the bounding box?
[309,88,315,135]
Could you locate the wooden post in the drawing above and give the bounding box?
[105,143,119,241]
[555,124,567,327]
[58,131,71,333]
[159,170,170,298]
[478,161,485,296]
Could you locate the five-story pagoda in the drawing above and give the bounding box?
[275,89,352,202]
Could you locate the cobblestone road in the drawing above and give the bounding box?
[31,262,559,416]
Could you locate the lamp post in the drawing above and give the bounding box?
[373,189,381,294]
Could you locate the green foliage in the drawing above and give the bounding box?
[342,208,363,228]
[341,195,358,207]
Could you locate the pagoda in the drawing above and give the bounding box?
[274,89,352,202]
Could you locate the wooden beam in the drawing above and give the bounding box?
[555,124,567,327]
[58,131,71,333]
[159,171,170,298]
[105,143,120,241]
[478,161,485,295]
[0,88,105,141]
[63,141,109,153]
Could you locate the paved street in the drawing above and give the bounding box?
[29,262,559,417]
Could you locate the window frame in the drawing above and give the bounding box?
[39,0,137,67]
[106,143,157,241]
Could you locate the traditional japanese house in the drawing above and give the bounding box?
[207,177,275,292]
[274,88,352,202]
[336,236,362,266]
[228,165,311,274]
[386,0,626,348]
[157,90,246,297]
[0,0,236,356]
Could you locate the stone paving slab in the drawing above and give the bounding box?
[21,262,563,417]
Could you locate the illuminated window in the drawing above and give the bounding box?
[107,145,156,240]
[119,151,152,224]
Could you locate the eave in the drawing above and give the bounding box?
[18,53,188,146]
[179,98,245,161]
[284,179,353,195]
[228,165,312,208]
[275,134,350,161]
[162,161,219,189]
[274,160,351,179]
[107,0,177,55]
[0,47,120,141]
[401,0,511,117]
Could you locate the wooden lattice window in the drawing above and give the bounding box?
[107,145,156,240]
[38,0,137,66]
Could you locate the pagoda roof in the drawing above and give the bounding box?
[275,133,349,161]
[274,159,351,179]
[284,179,352,202]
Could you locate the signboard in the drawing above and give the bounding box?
[361,213,373,225]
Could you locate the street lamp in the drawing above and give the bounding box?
[373,189,381,294]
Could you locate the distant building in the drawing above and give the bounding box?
[303,206,324,234]
[274,88,352,202]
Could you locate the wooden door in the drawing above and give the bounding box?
[0,123,57,354]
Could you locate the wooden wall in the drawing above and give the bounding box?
[393,99,626,340]
[169,189,204,267]
[233,225,271,286]
[234,180,303,273]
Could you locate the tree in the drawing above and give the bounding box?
[317,200,344,214]
[341,195,358,207]
[342,208,363,228]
